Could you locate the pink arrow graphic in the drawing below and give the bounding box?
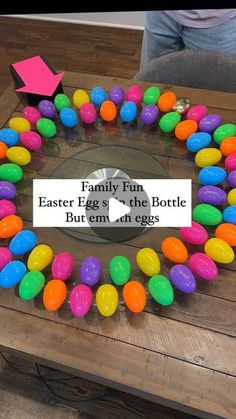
[12,56,64,96]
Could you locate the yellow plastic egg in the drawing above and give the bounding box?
[9,117,31,134]
[73,89,90,109]
[228,188,236,205]
[195,148,222,168]
[27,244,53,271]
[6,146,31,166]
[204,238,234,264]
[136,247,160,277]
[96,284,118,317]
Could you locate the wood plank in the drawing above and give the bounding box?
[0,83,21,127]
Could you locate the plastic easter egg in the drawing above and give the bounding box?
[195,148,222,168]
[172,98,190,115]
[228,189,236,205]
[198,166,226,186]
[158,92,177,112]
[59,108,78,128]
[175,120,198,141]
[9,229,37,255]
[0,163,23,183]
[227,170,236,188]
[215,223,236,246]
[204,238,234,264]
[80,256,102,286]
[220,137,236,156]
[80,103,97,124]
[122,280,146,313]
[90,86,107,106]
[193,204,222,226]
[36,118,56,138]
[148,274,174,305]
[27,244,53,271]
[126,85,143,104]
[20,131,42,150]
[109,86,125,106]
[0,200,16,219]
[199,114,222,133]
[197,185,226,205]
[136,247,160,277]
[213,124,236,144]
[73,89,90,109]
[38,100,56,119]
[109,255,131,286]
[0,128,19,146]
[186,105,208,122]
[161,237,188,263]
[140,104,159,125]
[0,247,12,270]
[223,206,236,224]
[179,221,208,245]
[186,132,211,153]
[120,101,137,123]
[9,117,31,134]
[54,94,71,111]
[0,260,26,288]
[69,284,93,317]
[51,252,74,281]
[100,100,117,122]
[188,253,218,280]
[19,271,45,300]
[96,284,118,317]
[7,146,31,166]
[43,279,67,311]
[169,265,196,294]
[225,154,236,171]
[0,215,23,238]
[0,181,16,199]
[159,111,181,132]
[0,142,8,159]
[143,86,161,105]
[23,106,41,126]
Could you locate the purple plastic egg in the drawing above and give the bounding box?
[197,185,226,205]
[23,106,41,126]
[0,247,12,270]
[0,200,16,219]
[109,86,125,106]
[188,253,218,280]
[141,104,159,125]
[20,131,42,150]
[80,256,102,286]
[225,153,236,171]
[52,252,75,281]
[227,170,236,188]
[0,181,16,199]
[38,100,56,119]
[186,105,208,122]
[179,221,208,245]
[70,284,93,317]
[169,265,196,293]
[199,114,222,133]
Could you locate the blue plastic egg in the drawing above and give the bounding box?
[198,166,227,185]
[120,101,137,122]
[223,206,236,224]
[186,132,211,152]
[0,260,26,288]
[59,108,78,128]
[90,86,107,106]
[9,229,38,255]
[0,128,19,146]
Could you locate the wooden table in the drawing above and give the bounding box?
[0,72,235,419]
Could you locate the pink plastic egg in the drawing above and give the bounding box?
[188,252,218,280]
[126,85,143,104]
[186,105,208,122]
[23,106,42,126]
[80,103,97,124]
[179,221,208,245]
[20,131,42,150]
[51,252,74,281]
[225,153,236,171]
[70,284,93,317]
[0,200,16,220]
[0,247,12,270]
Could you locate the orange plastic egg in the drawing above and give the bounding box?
[43,279,67,311]
[0,215,23,238]
[220,137,236,156]
[122,280,146,313]
[158,92,177,112]
[215,223,236,246]
[100,100,117,122]
[161,237,188,263]
[0,142,8,159]
[175,120,198,141]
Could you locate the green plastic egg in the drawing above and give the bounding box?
[19,270,45,300]
[109,255,131,286]
[148,274,174,306]
[213,124,236,144]
[36,118,56,138]
[54,94,71,111]
[159,111,181,133]
[193,204,222,226]
[143,86,161,105]
[0,163,23,183]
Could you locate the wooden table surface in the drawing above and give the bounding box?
[0,71,235,419]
